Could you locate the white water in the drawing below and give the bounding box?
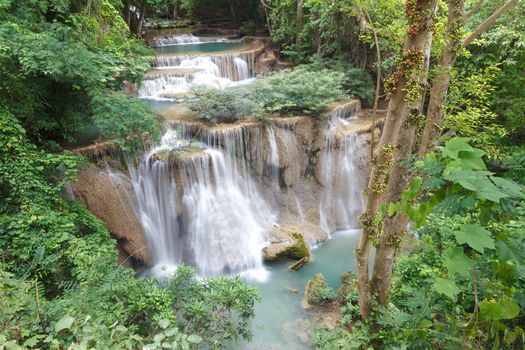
[319,132,368,233]
[328,101,359,130]
[153,34,235,47]
[181,149,272,278]
[128,130,188,270]
[140,52,256,99]
[129,127,274,280]
[267,127,280,186]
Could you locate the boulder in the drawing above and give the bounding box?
[305,273,335,306]
[263,226,310,261]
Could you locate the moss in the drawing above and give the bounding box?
[305,273,336,305]
[336,272,357,303]
[282,232,310,260]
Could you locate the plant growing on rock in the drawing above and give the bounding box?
[186,87,253,124]
[252,65,347,118]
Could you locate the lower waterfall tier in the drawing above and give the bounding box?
[72,100,376,278]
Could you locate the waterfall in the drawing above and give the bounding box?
[234,57,250,81]
[154,52,255,80]
[128,130,185,273]
[152,34,237,47]
[319,132,368,233]
[267,127,279,186]
[140,52,256,99]
[139,76,192,98]
[181,149,272,277]
[129,127,273,280]
[328,101,359,130]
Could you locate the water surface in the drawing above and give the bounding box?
[155,42,249,55]
[241,229,361,350]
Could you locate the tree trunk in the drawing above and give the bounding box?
[356,0,439,319]
[173,0,179,20]
[136,2,147,38]
[370,27,435,310]
[296,0,304,45]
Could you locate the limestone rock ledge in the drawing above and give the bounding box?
[72,168,152,269]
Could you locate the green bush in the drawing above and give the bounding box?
[305,58,375,102]
[252,65,347,118]
[187,87,252,124]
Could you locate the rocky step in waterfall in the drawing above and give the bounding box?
[139,33,259,99]
[71,99,373,275]
[122,100,371,278]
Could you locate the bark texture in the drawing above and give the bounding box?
[356,0,439,319]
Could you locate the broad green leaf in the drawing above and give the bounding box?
[4,341,22,350]
[434,278,460,299]
[54,315,75,333]
[454,224,494,253]
[443,247,472,278]
[457,149,486,170]
[490,176,523,198]
[158,319,170,329]
[480,298,520,320]
[187,334,202,344]
[441,138,477,159]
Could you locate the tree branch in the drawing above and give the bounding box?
[463,0,518,47]
[466,0,484,18]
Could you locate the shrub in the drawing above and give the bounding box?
[252,65,347,118]
[187,87,252,124]
[305,58,375,102]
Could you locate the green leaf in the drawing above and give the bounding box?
[54,315,75,333]
[490,176,523,198]
[480,298,520,320]
[441,138,483,160]
[4,341,22,350]
[158,319,170,329]
[443,247,472,278]
[187,334,202,344]
[434,278,460,299]
[454,224,495,253]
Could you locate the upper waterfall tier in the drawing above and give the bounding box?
[139,44,262,99]
[152,34,240,47]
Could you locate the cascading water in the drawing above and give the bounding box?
[141,52,256,99]
[152,34,235,47]
[181,149,272,277]
[129,126,274,280]
[267,127,279,187]
[328,101,359,130]
[128,130,185,273]
[319,132,368,233]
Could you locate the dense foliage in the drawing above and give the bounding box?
[315,138,525,349]
[0,0,159,151]
[0,1,261,349]
[187,63,373,123]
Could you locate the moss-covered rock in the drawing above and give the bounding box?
[262,230,310,261]
[305,273,336,306]
[336,272,357,304]
[283,232,310,259]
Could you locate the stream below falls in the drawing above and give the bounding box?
[242,230,361,350]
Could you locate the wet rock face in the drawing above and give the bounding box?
[72,168,152,269]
